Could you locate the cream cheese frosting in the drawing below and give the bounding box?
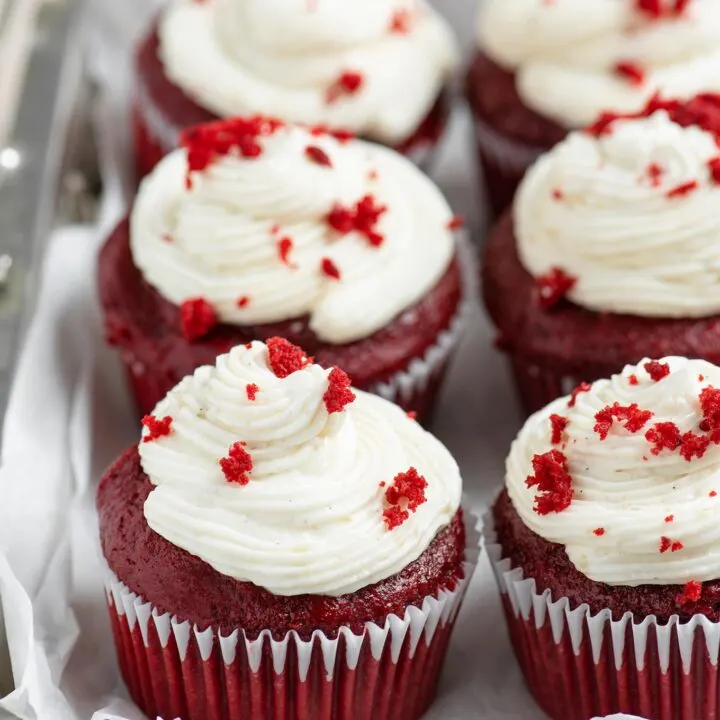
[158,0,458,145]
[130,119,456,344]
[476,0,720,128]
[515,108,720,318]
[139,340,462,596]
[506,356,720,587]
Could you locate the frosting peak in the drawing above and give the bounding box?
[139,340,462,596]
[516,98,720,319]
[159,0,458,144]
[130,118,455,344]
[507,356,720,587]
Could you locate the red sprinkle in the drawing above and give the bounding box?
[277,237,295,267]
[679,431,711,461]
[676,581,702,607]
[614,61,646,86]
[536,267,577,310]
[305,145,332,167]
[594,403,654,440]
[629,374,640,386]
[246,384,259,401]
[266,337,313,378]
[593,528,605,537]
[646,422,682,455]
[236,296,250,308]
[666,180,699,199]
[550,414,569,445]
[446,215,465,231]
[220,442,253,485]
[326,70,364,104]
[321,257,341,280]
[525,450,574,515]
[568,382,592,408]
[383,467,428,530]
[327,194,387,247]
[644,360,671,382]
[323,367,356,414]
[141,415,173,443]
[665,515,674,523]
[180,298,217,342]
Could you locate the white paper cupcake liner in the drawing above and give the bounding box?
[103,507,480,720]
[484,509,720,720]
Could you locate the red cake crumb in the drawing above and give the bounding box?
[308,125,355,143]
[383,467,428,530]
[181,116,284,187]
[323,367,355,414]
[679,431,711,461]
[568,382,591,408]
[326,71,364,104]
[390,8,412,33]
[644,360,670,381]
[266,337,313,378]
[666,180,699,199]
[305,145,332,167]
[277,236,295,267]
[321,257,341,279]
[711,490,718,497]
[636,0,692,20]
[700,374,706,381]
[220,442,253,485]
[614,61,646,86]
[672,540,684,551]
[447,215,465,230]
[549,414,569,445]
[593,528,605,536]
[699,386,720,433]
[645,163,664,187]
[407,411,417,420]
[677,581,702,607]
[180,297,217,341]
[246,384,259,401]
[162,234,173,243]
[236,296,250,308]
[525,450,574,515]
[659,536,683,553]
[535,267,577,309]
[594,403,653,440]
[383,505,409,530]
[629,374,639,385]
[646,422,682,455]
[665,514,674,523]
[141,415,173,443]
[551,188,564,201]
[327,194,387,247]
[708,157,720,184]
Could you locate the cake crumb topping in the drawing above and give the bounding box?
[142,415,173,443]
[646,421,682,455]
[266,337,313,378]
[644,360,670,381]
[383,467,428,530]
[180,297,217,341]
[321,257,341,280]
[676,580,702,608]
[594,403,653,440]
[614,61,646,86]
[535,267,577,309]
[323,367,356,414]
[550,414,569,445]
[246,384,259,401]
[326,71,364,104]
[305,145,332,167]
[568,382,591,408]
[327,194,387,247]
[526,450,574,515]
[220,442,253,485]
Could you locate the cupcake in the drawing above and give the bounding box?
[134,0,459,180]
[98,339,478,720]
[100,116,471,424]
[483,93,720,416]
[486,356,720,720]
[467,0,720,219]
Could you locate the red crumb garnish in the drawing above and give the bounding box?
[383,467,428,530]
[326,70,364,104]
[535,267,577,309]
[614,61,646,86]
[327,194,387,247]
[550,414,569,445]
[666,180,699,199]
[676,581,702,607]
[699,386,720,434]
[266,337,313,378]
[629,374,640,385]
[308,125,355,143]
[246,384,259,401]
[708,157,720,184]
[277,236,295,267]
[646,421,682,455]
[379,481,386,488]
[323,367,355,414]
[407,411,417,420]
[679,431,711,461]
[644,360,671,382]
[321,257,341,280]
[305,145,332,167]
[447,215,465,231]
[665,515,674,523]
[390,8,412,33]
[699,374,706,382]
[180,116,284,187]
[593,528,605,537]
[180,298,217,342]
[660,536,684,553]
[646,163,664,187]
[636,0,692,20]
[220,442,253,485]
[141,415,173,443]
[711,490,718,497]
[525,450,574,515]
[162,234,173,243]
[568,382,592,408]
[594,403,653,440]
[551,188,564,201]
[672,540,684,552]
[236,296,250,308]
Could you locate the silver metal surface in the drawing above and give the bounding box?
[0,0,87,444]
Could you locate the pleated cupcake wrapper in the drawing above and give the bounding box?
[483,511,720,720]
[104,507,480,720]
[473,115,544,173]
[371,233,476,409]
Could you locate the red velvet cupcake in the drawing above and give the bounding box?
[98,339,478,720]
[134,0,459,180]
[486,356,720,720]
[467,0,720,219]
[483,93,720,416]
[100,116,472,424]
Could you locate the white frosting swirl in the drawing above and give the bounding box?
[130,123,455,343]
[158,0,458,145]
[476,0,720,128]
[507,356,720,587]
[139,341,462,596]
[516,110,720,318]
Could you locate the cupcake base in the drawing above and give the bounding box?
[134,28,452,181]
[102,510,480,720]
